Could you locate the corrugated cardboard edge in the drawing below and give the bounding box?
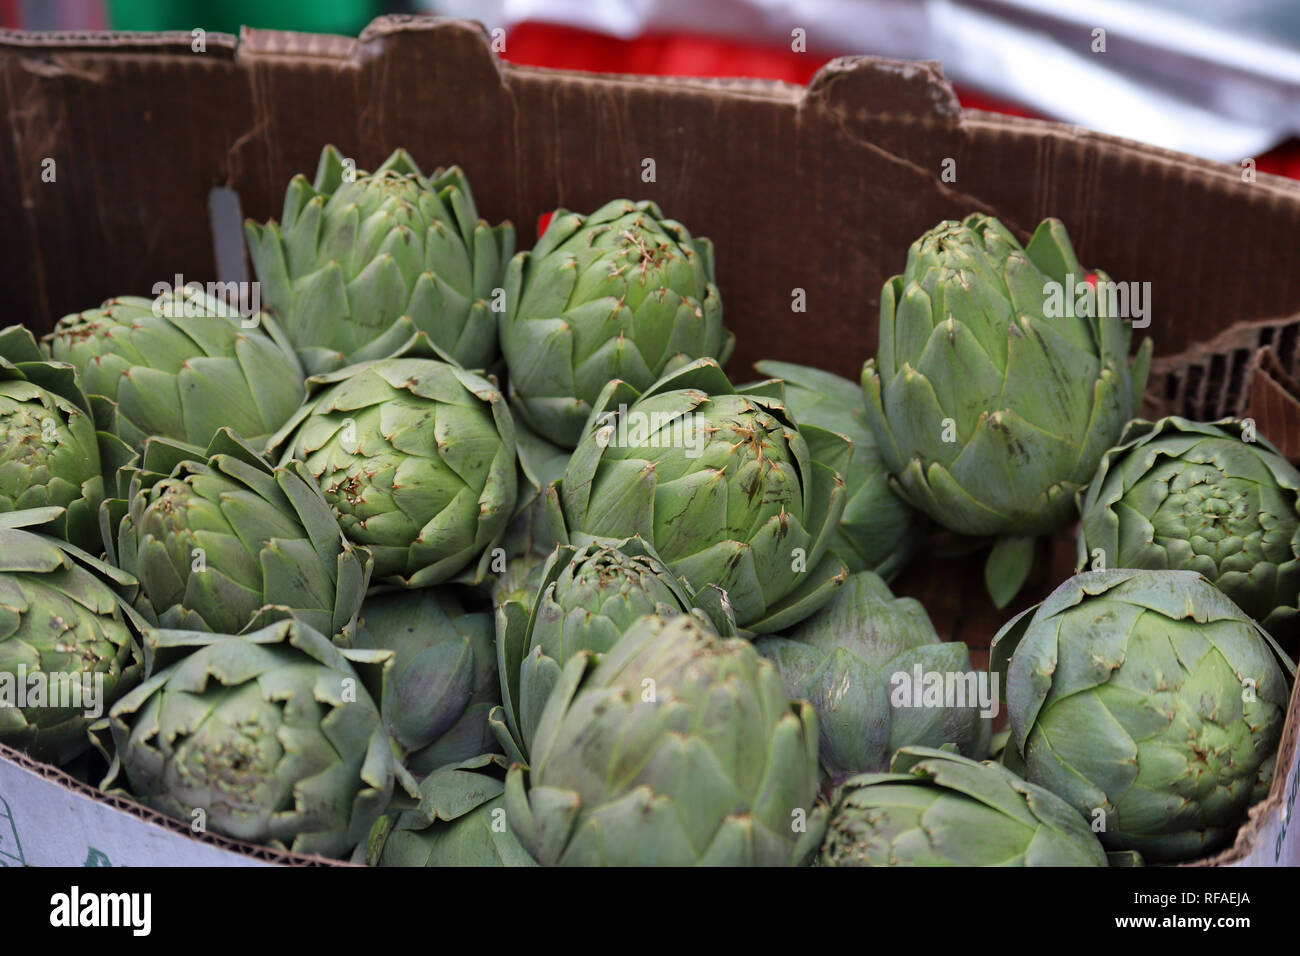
[1146,312,1300,427]
[1243,345,1300,463]
[0,29,237,54]
[0,742,345,867]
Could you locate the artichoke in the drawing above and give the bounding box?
[486,417,575,606]
[755,572,989,778]
[504,613,826,866]
[819,746,1109,866]
[861,214,1151,605]
[102,617,417,859]
[245,145,514,374]
[367,754,536,867]
[0,508,143,765]
[267,337,518,588]
[500,199,733,448]
[550,359,850,633]
[44,289,306,454]
[0,326,132,552]
[348,587,499,777]
[490,538,722,764]
[755,360,917,579]
[490,541,549,610]
[103,429,370,638]
[990,569,1293,862]
[1077,416,1300,650]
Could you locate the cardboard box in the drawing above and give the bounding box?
[1,14,1297,866]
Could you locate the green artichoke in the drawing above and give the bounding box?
[267,337,518,588]
[755,572,989,777]
[103,429,370,638]
[1077,417,1300,650]
[245,145,514,374]
[348,587,499,777]
[990,569,1293,862]
[819,746,1109,866]
[486,416,575,606]
[0,508,143,765]
[490,538,721,764]
[0,326,132,552]
[490,541,549,610]
[504,613,826,866]
[44,290,306,454]
[755,360,917,579]
[102,617,417,859]
[500,199,733,448]
[550,359,850,633]
[861,214,1151,606]
[366,754,536,866]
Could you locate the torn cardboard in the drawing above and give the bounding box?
[1245,345,1300,463]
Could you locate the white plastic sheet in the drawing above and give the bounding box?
[427,0,1300,161]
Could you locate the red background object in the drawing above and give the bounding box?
[501,21,1300,180]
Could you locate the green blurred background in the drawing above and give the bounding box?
[0,0,406,34]
[106,0,393,33]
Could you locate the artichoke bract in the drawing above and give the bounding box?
[505,614,826,865]
[755,360,917,579]
[861,214,1151,605]
[245,145,514,374]
[367,754,536,867]
[551,359,850,633]
[267,337,518,589]
[348,587,499,777]
[500,199,733,448]
[103,617,417,860]
[103,429,370,638]
[45,290,306,454]
[990,569,1293,862]
[1077,417,1300,650]
[755,572,989,778]
[490,539,549,611]
[819,746,1109,867]
[490,538,723,764]
[0,508,143,765]
[0,326,132,553]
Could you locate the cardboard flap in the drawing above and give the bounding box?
[807,56,961,124]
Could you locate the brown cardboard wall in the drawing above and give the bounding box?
[5,15,1300,384]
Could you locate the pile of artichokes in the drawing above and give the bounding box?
[3,146,1293,869]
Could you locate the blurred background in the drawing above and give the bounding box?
[5,0,1299,175]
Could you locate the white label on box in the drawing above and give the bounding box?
[0,756,269,867]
